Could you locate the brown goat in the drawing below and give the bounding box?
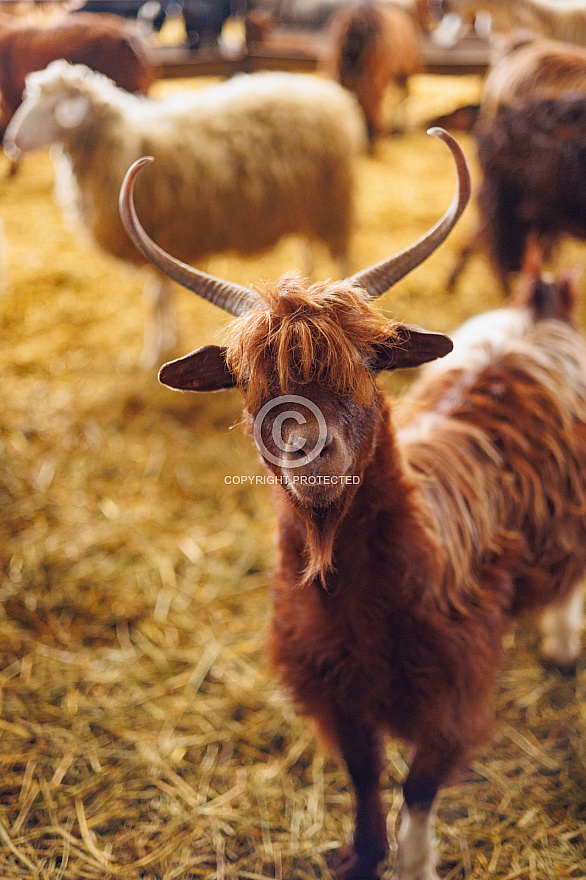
[0,11,156,136]
[119,132,586,880]
[324,0,421,142]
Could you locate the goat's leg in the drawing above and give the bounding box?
[140,273,177,368]
[395,802,438,880]
[394,745,464,880]
[394,777,439,880]
[333,719,387,880]
[539,582,584,673]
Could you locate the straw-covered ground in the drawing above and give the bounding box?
[1,72,585,880]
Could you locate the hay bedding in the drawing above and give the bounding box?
[0,71,585,879]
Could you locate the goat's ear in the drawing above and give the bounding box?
[158,345,237,392]
[373,323,453,371]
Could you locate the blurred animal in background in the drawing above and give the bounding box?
[425,101,480,130]
[0,1,83,18]
[0,216,6,296]
[180,1,232,50]
[4,61,366,366]
[472,95,586,293]
[0,10,156,138]
[249,0,431,33]
[249,0,355,28]
[120,132,586,880]
[480,33,586,119]
[437,0,586,46]
[77,0,235,49]
[323,0,421,143]
[447,36,586,292]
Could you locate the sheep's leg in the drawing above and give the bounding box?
[336,255,352,280]
[539,582,584,673]
[140,273,177,368]
[390,80,410,135]
[7,156,20,177]
[326,243,351,281]
[334,719,387,880]
[302,241,315,281]
[447,222,484,292]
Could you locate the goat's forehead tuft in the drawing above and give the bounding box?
[252,273,373,316]
[225,273,397,409]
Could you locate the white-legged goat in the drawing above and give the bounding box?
[117,130,586,879]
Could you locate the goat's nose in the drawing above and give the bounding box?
[314,430,336,460]
[282,424,339,466]
[288,430,335,457]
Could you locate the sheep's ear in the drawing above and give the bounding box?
[373,323,453,371]
[159,345,237,392]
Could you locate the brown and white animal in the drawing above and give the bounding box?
[4,61,365,366]
[119,131,586,879]
[439,0,586,46]
[324,0,421,142]
[447,36,586,292]
[0,11,156,136]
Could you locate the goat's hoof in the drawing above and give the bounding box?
[539,634,581,675]
[539,652,579,676]
[393,852,439,880]
[393,865,439,880]
[331,845,384,880]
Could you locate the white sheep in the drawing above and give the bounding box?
[4,60,366,365]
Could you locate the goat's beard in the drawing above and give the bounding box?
[288,479,361,588]
[282,472,347,510]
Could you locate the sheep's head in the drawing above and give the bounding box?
[118,129,469,517]
[4,61,103,158]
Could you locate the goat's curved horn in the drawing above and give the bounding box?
[119,157,259,316]
[347,128,471,300]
